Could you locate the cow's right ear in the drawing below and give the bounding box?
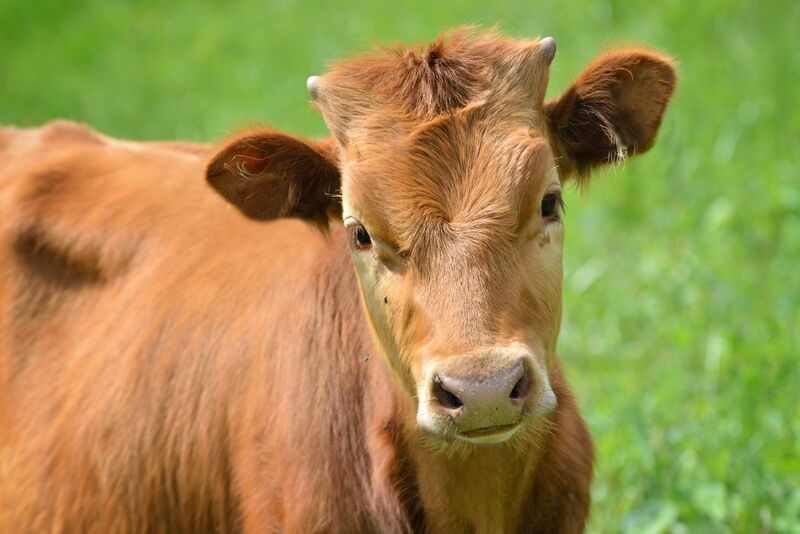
[206,129,340,222]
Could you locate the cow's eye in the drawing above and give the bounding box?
[541,192,562,220]
[352,224,372,249]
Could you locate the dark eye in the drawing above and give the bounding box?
[353,224,372,249]
[541,192,562,220]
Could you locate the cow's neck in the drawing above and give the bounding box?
[362,323,549,533]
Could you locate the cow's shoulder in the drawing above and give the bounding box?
[3,122,196,278]
[0,123,215,332]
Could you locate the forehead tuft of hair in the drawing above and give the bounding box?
[325,27,491,120]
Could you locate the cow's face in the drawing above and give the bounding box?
[207,30,676,445]
[337,108,564,444]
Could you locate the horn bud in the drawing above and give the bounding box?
[539,37,556,65]
[306,75,321,99]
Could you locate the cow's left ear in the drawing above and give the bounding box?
[545,49,677,180]
[206,129,340,222]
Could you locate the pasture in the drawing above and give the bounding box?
[1,0,797,531]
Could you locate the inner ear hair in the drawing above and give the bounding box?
[545,49,677,180]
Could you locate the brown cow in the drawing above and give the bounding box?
[0,29,675,533]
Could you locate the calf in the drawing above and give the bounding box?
[0,29,675,533]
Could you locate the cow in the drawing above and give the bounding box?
[0,28,676,533]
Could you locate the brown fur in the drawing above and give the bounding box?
[1,28,675,533]
[545,49,677,179]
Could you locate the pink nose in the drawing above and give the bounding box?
[431,357,529,432]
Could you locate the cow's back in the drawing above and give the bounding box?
[0,121,344,532]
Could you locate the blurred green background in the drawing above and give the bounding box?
[2,0,798,531]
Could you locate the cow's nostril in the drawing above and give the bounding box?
[433,375,463,410]
[509,372,529,401]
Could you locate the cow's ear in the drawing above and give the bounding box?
[545,49,677,180]
[206,129,340,222]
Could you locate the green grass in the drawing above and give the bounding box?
[2,0,798,531]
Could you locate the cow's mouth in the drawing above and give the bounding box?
[456,422,520,444]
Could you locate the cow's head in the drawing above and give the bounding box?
[207,29,676,444]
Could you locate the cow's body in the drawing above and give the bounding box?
[0,121,591,532]
[1,28,676,533]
